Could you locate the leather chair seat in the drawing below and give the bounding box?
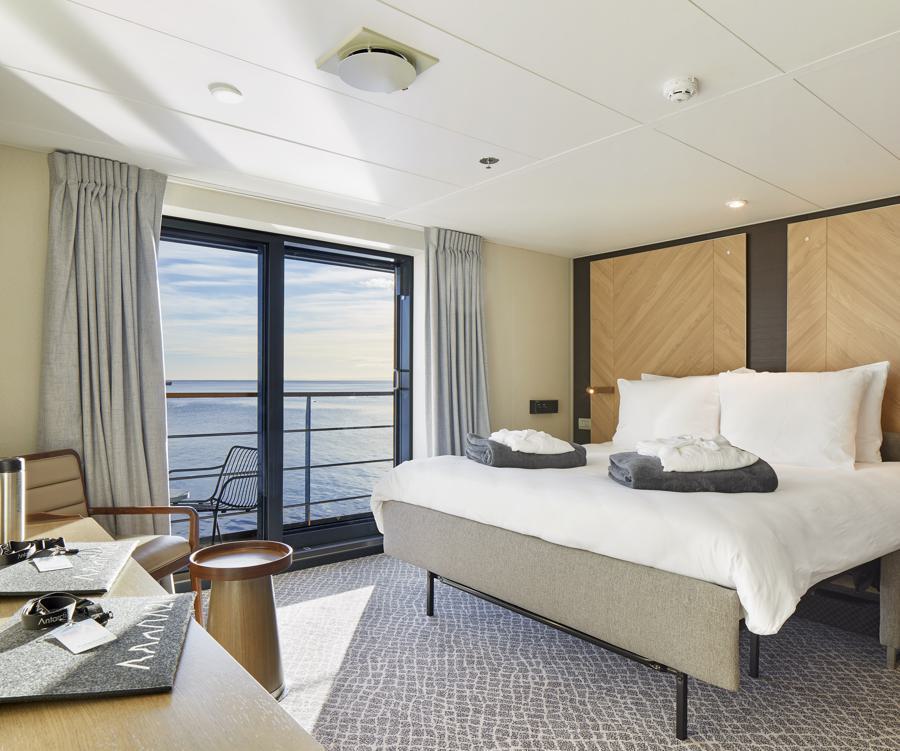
[123,534,192,574]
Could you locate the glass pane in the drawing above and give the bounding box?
[159,240,260,542]
[283,258,394,529]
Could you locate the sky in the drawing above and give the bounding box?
[158,240,394,382]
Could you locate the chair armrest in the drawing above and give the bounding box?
[90,506,200,552]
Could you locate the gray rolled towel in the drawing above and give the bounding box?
[608,452,778,492]
[465,434,587,469]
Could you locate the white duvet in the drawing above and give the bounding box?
[371,443,900,635]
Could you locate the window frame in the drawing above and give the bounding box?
[160,215,413,549]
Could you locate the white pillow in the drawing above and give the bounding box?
[641,368,756,380]
[840,361,889,463]
[613,376,721,449]
[718,371,869,469]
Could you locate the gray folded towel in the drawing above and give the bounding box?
[608,452,778,492]
[465,433,587,469]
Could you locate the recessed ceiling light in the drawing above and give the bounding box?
[479,157,500,169]
[725,199,748,209]
[208,82,243,103]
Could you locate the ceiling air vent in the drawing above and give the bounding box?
[317,28,439,93]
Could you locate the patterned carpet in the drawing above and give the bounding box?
[271,554,899,751]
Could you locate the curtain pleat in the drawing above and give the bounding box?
[38,152,169,536]
[424,227,491,456]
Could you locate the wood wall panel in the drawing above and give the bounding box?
[788,204,900,432]
[713,235,747,372]
[787,218,827,371]
[589,235,746,440]
[589,262,615,443]
[827,205,900,432]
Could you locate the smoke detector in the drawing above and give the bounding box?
[318,28,439,94]
[663,76,699,103]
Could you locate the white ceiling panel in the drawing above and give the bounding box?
[1,1,898,256]
[0,117,415,220]
[656,77,900,208]
[0,0,534,185]
[66,0,635,157]
[693,0,900,71]
[394,129,816,255]
[0,67,454,212]
[378,0,779,122]
[797,36,900,159]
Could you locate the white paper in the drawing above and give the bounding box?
[32,556,73,572]
[49,618,116,654]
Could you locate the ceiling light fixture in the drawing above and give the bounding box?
[208,82,243,103]
[338,46,417,93]
[479,157,500,169]
[725,199,748,209]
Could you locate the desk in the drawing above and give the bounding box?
[0,517,323,751]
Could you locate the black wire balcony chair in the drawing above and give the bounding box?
[170,445,260,544]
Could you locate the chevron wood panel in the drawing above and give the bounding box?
[827,205,900,432]
[787,218,828,371]
[613,240,716,380]
[714,235,747,372]
[589,262,615,442]
[589,235,746,440]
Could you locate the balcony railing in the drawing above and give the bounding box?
[165,390,393,540]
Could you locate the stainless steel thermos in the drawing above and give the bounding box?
[0,457,25,544]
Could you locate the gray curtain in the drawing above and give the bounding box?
[38,152,169,537]
[424,227,491,456]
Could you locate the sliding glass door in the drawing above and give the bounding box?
[282,254,396,531]
[159,218,412,550]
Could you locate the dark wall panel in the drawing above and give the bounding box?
[745,221,786,372]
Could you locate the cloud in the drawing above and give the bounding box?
[159,240,395,380]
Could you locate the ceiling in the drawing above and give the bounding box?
[1,0,899,257]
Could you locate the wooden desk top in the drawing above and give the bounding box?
[0,517,323,751]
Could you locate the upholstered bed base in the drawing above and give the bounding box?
[382,501,900,688]
[381,500,744,691]
[882,549,900,669]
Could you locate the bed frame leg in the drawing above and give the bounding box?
[888,646,897,670]
[426,570,435,617]
[749,633,760,678]
[675,672,688,740]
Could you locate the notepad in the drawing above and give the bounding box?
[47,618,117,654]
[32,556,73,573]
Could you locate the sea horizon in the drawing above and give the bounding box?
[165,378,394,537]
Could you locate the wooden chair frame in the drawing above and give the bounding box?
[22,449,201,617]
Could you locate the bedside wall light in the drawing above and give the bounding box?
[586,385,614,395]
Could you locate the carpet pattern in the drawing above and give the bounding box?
[272,554,899,751]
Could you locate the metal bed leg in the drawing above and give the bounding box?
[749,633,760,678]
[426,571,435,617]
[675,672,688,741]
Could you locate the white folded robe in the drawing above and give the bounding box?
[489,429,574,455]
[636,435,759,472]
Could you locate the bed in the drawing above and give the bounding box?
[371,444,900,740]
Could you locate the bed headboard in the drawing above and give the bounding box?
[589,234,747,442]
[787,203,900,434]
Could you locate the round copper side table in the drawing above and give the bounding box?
[189,540,293,699]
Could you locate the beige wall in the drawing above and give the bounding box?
[483,242,572,439]
[0,148,573,460]
[0,145,48,456]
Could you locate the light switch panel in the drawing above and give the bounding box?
[577,418,591,431]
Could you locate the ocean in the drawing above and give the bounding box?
[166,379,393,538]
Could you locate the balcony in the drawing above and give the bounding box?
[166,389,393,542]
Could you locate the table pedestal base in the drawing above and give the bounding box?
[207,577,285,697]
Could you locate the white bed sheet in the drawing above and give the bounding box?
[371,443,900,634]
